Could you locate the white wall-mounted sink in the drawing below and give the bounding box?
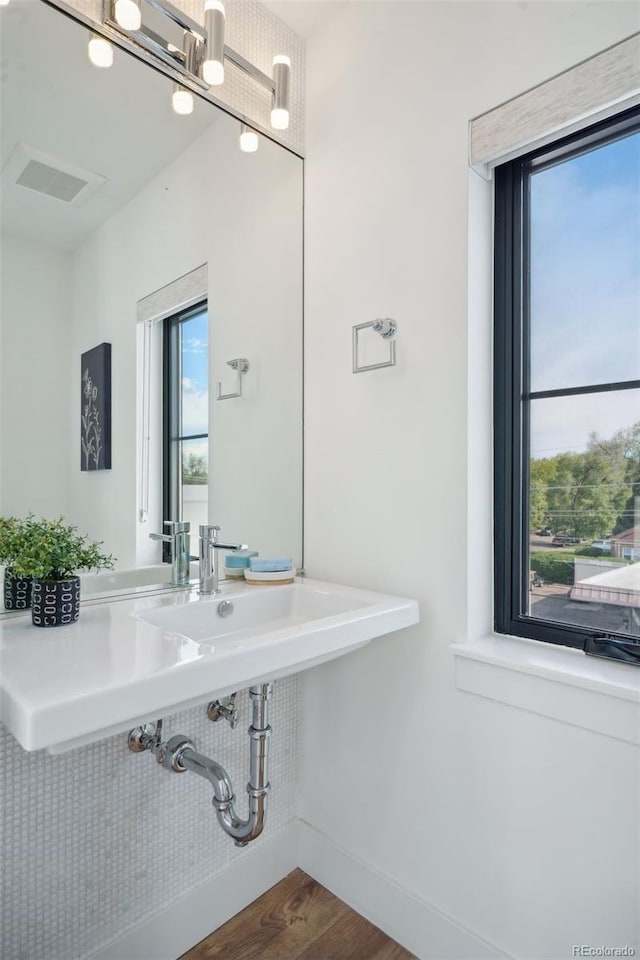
[0,578,419,753]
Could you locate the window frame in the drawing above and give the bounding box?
[162,300,208,555]
[494,104,640,651]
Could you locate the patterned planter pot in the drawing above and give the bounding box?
[3,570,33,611]
[31,577,81,627]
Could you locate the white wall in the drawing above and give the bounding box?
[302,4,640,958]
[0,235,72,517]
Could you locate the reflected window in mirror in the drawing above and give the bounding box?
[163,302,209,550]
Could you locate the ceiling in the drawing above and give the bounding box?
[262,1,346,39]
[0,1,221,251]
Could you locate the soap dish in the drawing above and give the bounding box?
[244,569,295,585]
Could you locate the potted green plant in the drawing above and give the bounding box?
[6,515,115,627]
[0,516,34,611]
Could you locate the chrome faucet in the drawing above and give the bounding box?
[199,524,248,595]
[149,521,191,586]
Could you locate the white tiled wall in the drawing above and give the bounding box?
[58,0,305,155]
[1,676,299,960]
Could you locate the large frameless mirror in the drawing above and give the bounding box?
[0,0,303,609]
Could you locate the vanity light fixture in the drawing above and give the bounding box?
[0,0,11,7]
[202,0,225,86]
[172,84,194,114]
[271,55,291,130]
[88,35,114,68]
[239,124,259,153]
[113,0,141,31]
[103,0,293,133]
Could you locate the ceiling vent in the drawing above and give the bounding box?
[16,159,90,203]
[3,143,106,206]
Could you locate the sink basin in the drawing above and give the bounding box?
[0,577,419,753]
[136,582,373,642]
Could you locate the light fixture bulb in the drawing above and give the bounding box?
[172,85,194,115]
[0,1,11,8]
[271,54,291,131]
[113,0,141,31]
[270,108,289,130]
[202,59,224,86]
[88,35,114,68]
[239,125,259,153]
[203,0,225,87]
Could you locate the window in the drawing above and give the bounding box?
[494,107,640,659]
[163,302,209,538]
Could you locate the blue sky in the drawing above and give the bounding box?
[181,309,209,445]
[529,128,639,457]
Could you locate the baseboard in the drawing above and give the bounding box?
[86,819,511,960]
[87,822,298,960]
[297,820,512,960]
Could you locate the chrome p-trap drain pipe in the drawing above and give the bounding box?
[128,682,272,847]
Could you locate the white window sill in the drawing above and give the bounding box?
[450,635,640,745]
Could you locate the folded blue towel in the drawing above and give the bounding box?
[250,557,292,573]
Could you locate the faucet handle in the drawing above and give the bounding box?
[199,524,221,539]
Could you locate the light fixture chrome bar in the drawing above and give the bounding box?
[144,0,205,40]
[139,23,185,64]
[103,0,208,86]
[224,45,274,92]
[183,31,204,77]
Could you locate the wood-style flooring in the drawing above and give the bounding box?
[180,868,417,960]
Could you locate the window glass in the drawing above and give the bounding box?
[181,438,209,531]
[180,310,209,437]
[528,390,640,637]
[529,130,640,394]
[178,308,208,527]
[164,304,208,532]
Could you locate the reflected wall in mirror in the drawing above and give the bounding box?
[0,0,303,607]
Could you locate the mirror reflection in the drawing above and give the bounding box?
[0,1,303,609]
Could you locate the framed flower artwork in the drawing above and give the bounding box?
[81,342,112,471]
